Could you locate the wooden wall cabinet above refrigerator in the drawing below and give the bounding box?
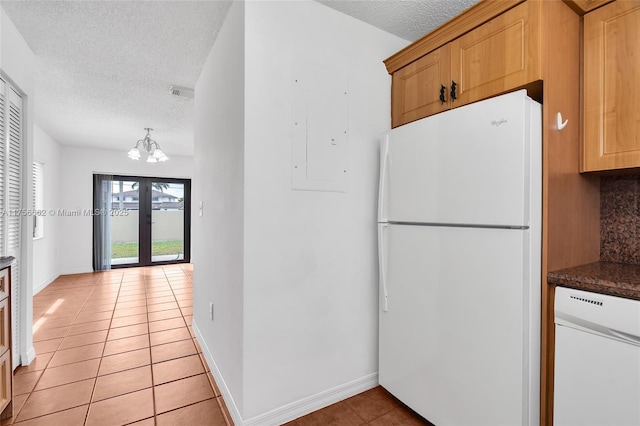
[563,0,615,15]
[387,0,542,128]
[582,0,640,172]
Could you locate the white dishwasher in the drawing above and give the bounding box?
[554,287,640,426]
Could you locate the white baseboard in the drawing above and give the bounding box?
[192,320,244,425]
[192,320,378,426]
[22,346,36,365]
[243,372,378,426]
[59,267,93,276]
[33,273,60,295]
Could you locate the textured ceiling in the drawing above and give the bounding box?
[1,0,232,157]
[317,0,481,42]
[0,0,480,157]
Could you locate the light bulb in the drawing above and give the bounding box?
[128,148,141,160]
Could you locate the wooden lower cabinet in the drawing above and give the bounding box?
[0,266,11,419]
[0,268,8,302]
[582,0,640,172]
[0,299,8,357]
[0,350,10,416]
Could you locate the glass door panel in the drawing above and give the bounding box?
[110,179,140,266]
[151,181,185,262]
[93,174,190,270]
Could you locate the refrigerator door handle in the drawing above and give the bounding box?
[378,135,390,222]
[378,223,389,312]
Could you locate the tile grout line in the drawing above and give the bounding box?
[13,266,201,426]
[14,274,98,425]
[215,396,234,426]
[166,265,234,426]
[87,270,163,424]
[152,265,198,421]
[150,266,216,423]
[10,278,102,424]
[146,268,159,426]
[90,270,158,424]
[84,270,124,426]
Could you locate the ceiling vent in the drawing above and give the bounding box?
[170,85,194,99]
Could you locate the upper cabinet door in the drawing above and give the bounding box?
[389,1,542,128]
[565,0,615,14]
[449,1,541,109]
[583,1,640,172]
[391,45,450,128]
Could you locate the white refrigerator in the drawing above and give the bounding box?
[377,90,542,425]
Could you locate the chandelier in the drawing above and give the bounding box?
[127,128,169,162]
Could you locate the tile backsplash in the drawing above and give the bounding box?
[601,176,640,264]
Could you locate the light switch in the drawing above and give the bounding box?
[199,201,203,217]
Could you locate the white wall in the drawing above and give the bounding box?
[193,0,408,423]
[242,1,406,420]
[58,146,193,274]
[1,6,36,365]
[33,125,61,294]
[192,0,245,417]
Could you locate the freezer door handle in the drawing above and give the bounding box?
[378,223,389,312]
[378,135,390,222]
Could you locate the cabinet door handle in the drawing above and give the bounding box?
[450,80,457,101]
[439,84,446,105]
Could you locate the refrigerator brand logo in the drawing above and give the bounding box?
[490,119,508,127]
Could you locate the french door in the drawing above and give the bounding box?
[93,174,191,269]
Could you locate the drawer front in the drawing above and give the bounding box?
[0,269,8,302]
[0,350,10,415]
[0,299,8,357]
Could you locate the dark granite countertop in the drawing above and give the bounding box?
[548,261,640,301]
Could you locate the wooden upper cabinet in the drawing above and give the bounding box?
[582,1,640,172]
[392,45,450,127]
[390,1,541,127]
[563,0,615,14]
[450,2,541,108]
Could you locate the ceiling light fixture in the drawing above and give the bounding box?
[127,128,168,163]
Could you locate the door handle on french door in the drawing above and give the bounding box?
[378,223,389,312]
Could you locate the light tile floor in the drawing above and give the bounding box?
[4,264,231,426]
[4,264,430,426]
